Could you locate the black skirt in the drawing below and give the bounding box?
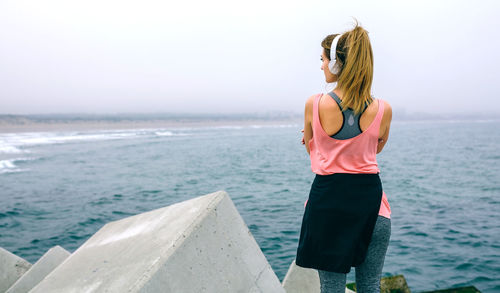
[295,173,383,273]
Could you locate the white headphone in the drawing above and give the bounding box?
[328,34,342,75]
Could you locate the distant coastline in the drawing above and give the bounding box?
[0,111,498,133]
[392,111,499,122]
[0,113,302,133]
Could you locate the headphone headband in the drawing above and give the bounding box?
[330,34,342,61]
[327,34,343,75]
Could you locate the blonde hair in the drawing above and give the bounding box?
[321,21,374,115]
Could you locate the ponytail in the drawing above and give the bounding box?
[335,23,374,115]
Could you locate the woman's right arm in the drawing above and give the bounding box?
[303,95,315,155]
[377,100,392,154]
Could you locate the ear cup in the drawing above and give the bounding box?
[328,60,335,73]
[328,60,340,75]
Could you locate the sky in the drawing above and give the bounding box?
[0,0,499,115]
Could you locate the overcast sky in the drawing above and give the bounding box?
[1,0,499,115]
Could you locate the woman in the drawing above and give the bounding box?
[295,23,393,293]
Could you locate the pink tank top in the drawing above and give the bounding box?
[307,93,391,219]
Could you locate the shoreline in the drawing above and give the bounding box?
[2,116,498,134]
[0,119,302,134]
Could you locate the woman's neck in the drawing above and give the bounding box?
[333,88,344,100]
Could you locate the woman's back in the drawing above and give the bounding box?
[318,91,380,137]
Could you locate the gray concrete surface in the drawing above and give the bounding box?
[6,245,70,293]
[282,259,355,293]
[0,247,31,293]
[30,191,285,293]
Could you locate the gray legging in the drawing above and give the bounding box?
[317,215,391,293]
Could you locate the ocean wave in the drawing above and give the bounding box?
[0,145,25,154]
[0,159,16,169]
[174,123,300,131]
[17,133,135,144]
[155,131,174,136]
[0,123,298,155]
[213,124,300,130]
[0,128,195,150]
[212,125,244,130]
[0,131,145,153]
[0,158,32,174]
[249,124,300,129]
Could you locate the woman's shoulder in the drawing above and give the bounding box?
[304,93,323,121]
[305,94,315,105]
[304,93,322,111]
[375,98,392,109]
[375,98,392,121]
[305,93,322,104]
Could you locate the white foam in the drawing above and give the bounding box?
[0,158,32,174]
[0,131,141,149]
[249,124,299,129]
[202,123,300,130]
[213,125,244,130]
[0,168,28,174]
[155,131,174,136]
[110,133,137,137]
[0,129,170,158]
[0,145,24,154]
[0,123,299,156]
[0,159,16,169]
[19,133,120,144]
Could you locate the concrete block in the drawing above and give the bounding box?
[30,191,285,293]
[6,245,70,293]
[282,259,320,293]
[0,247,31,293]
[282,259,354,293]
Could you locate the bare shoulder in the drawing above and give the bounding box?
[305,94,316,107]
[379,99,392,121]
[304,94,318,115]
[381,99,392,111]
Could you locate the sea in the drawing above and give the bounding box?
[1,118,499,292]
